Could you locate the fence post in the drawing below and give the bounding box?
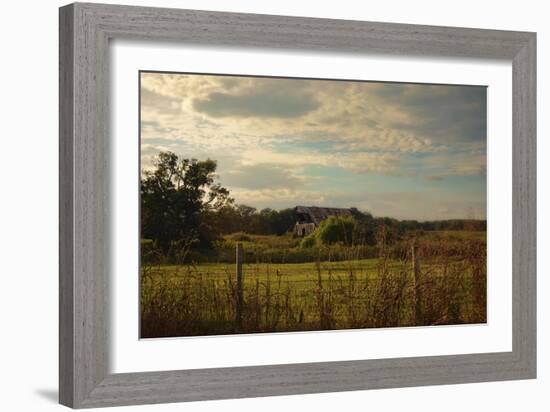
[411,238,423,324]
[235,243,244,331]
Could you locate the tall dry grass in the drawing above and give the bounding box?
[140,232,486,338]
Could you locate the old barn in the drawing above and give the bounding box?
[294,206,352,237]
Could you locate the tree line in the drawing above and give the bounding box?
[141,151,486,252]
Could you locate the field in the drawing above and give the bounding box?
[140,230,486,338]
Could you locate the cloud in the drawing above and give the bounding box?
[424,175,445,181]
[140,88,181,115]
[192,89,319,118]
[421,152,487,177]
[229,188,327,210]
[140,73,485,157]
[335,152,401,174]
[237,148,401,176]
[221,163,304,190]
[335,130,445,154]
[349,191,486,221]
[369,83,487,144]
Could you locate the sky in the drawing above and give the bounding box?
[140,72,487,221]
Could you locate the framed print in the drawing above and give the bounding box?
[59,2,536,408]
[138,72,488,339]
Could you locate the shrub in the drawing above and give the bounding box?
[227,232,252,242]
[316,216,357,245]
[300,234,317,248]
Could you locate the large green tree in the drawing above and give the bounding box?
[141,151,233,251]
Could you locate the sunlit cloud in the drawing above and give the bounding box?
[140,72,487,219]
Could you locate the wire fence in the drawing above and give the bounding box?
[140,241,486,337]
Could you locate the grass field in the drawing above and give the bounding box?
[140,231,486,337]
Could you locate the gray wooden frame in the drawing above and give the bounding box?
[59,2,536,408]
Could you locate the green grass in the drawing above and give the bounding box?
[142,259,385,303]
[152,258,381,280]
[223,231,300,248]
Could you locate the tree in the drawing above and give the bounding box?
[141,151,233,251]
[349,207,376,245]
[266,207,296,235]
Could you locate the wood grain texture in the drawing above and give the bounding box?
[512,35,537,373]
[59,2,537,408]
[59,5,74,406]
[60,3,110,407]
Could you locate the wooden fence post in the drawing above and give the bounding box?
[411,238,423,324]
[235,243,244,331]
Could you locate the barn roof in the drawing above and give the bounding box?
[295,206,352,225]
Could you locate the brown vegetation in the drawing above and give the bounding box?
[140,230,486,338]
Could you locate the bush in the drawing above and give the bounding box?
[300,234,317,248]
[227,232,252,242]
[316,216,357,245]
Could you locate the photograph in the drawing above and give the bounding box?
[139,71,487,338]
